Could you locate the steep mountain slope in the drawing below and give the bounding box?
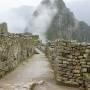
[26,0,90,42]
[0,6,34,33]
[46,0,90,42]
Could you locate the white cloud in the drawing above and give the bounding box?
[0,0,42,13]
[0,0,86,13]
[63,0,85,3]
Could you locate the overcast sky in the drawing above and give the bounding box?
[0,0,90,25]
[0,0,87,12]
[0,0,84,13]
[0,0,42,14]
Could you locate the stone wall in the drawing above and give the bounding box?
[0,23,8,34]
[46,40,90,88]
[0,33,39,78]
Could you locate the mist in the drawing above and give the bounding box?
[27,0,57,42]
[0,0,58,42]
[0,0,90,42]
[0,0,63,42]
[0,6,34,33]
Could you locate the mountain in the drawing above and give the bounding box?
[45,0,90,42]
[0,6,34,33]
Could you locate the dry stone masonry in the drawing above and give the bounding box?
[0,23,39,78]
[0,23,8,34]
[46,40,90,90]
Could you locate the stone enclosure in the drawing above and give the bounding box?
[46,40,90,89]
[0,23,39,78]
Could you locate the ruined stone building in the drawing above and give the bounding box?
[0,23,8,34]
[0,23,39,78]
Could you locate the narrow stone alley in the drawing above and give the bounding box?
[0,49,79,90]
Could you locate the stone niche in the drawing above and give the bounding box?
[0,23,8,34]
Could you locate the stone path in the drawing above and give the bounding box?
[0,49,79,90]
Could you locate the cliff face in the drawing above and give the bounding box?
[46,0,75,40]
[45,0,90,42]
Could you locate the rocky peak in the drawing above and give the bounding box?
[54,0,65,10]
[46,0,90,42]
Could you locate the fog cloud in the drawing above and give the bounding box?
[27,0,57,42]
[0,6,34,33]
